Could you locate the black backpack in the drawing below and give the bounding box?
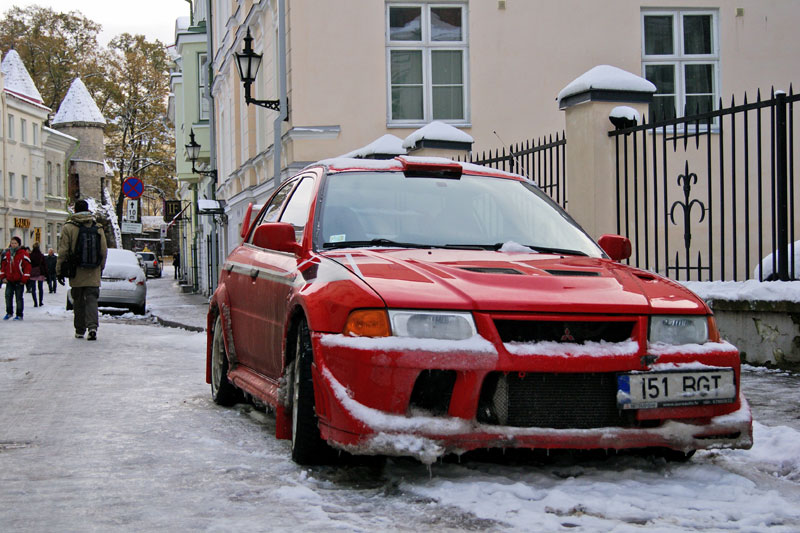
[74,222,102,269]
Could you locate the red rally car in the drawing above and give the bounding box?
[206,156,752,465]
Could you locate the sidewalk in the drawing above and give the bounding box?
[146,265,209,332]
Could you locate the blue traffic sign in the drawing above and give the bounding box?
[123,177,144,199]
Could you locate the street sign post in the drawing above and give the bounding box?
[122,177,144,199]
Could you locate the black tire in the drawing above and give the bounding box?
[290,319,336,465]
[211,315,243,406]
[131,303,146,315]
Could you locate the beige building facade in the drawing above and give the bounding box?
[208,0,800,260]
[1,51,78,251]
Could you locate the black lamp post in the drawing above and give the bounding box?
[235,28,281,112]
[184,129,217,178]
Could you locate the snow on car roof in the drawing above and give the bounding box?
[312,155,529,182]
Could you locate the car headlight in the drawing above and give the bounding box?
[388,310,477,340]
[649,315,709,345]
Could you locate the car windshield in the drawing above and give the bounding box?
[317,171,603,257]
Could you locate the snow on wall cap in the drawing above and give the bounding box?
[52,78,107,125]
[610,106,641,122]
[1,49,44,104]
[557,65,656,103]
[402,121,474,149]
[340,134,407,158]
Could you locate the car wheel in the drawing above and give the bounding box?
[132,303,146,315]
[290,319,336,465]
[211,315,243,406]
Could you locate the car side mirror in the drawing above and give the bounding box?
[240,202,255,239]
[252,222,301,255]
[597,234,632,262]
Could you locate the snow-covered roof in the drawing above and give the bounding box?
[1,49,44,104]
[557,65,656,103]
[340,134,407,159]
[52,78,107,126]
[402,121,474,149]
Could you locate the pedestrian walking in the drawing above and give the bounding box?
[173,250,181,279]
[0,236,31,320]
[56,199,107,340]
[28,243,47,307]
[45,248,58,294]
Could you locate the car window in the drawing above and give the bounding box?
[279,177,315,242]
[247,180,296,244]
[317,171,603,257]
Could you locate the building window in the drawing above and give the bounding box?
[56,164,62,196]
[22,175,28,199]
[8,114,14,140]
[0,171,3,197]
[386,3,468,124]
[47,162,53,194]
[36,177,42,200]
[9,172,15,197]
[20,119,27,143]
[32,123,38,146]
[198,53,209,121]
[642,9,719,122]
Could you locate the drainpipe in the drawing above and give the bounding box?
[273,0,287,187]
[205,0,219,292]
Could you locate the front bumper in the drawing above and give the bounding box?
[310,333,753,464]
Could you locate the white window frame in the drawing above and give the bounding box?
[36,177,42,201]
[386,2,469,126]
[8,114,14,140]
[9,172,15,197]
[22,175,28,199]
[20,118,27,143]
[198,52,209,121]
[32,123,38,146]
[642,9,719,122]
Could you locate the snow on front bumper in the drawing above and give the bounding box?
[311,334,753,464]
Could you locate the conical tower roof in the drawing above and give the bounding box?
[52,77,106,126]
[1,49,44,104]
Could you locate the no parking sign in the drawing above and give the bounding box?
[122,177,144,199]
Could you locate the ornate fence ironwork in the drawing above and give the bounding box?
[462,132,567,208]
[609,88,799,281]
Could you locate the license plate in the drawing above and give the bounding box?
[617,369,736,410]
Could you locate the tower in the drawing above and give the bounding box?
[51,78,107,202]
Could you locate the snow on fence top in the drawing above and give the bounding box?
[557,64,656,104]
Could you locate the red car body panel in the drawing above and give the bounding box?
[207,159,753,463]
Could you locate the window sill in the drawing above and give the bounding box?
[387,122,472,130]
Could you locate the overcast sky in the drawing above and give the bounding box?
[4,0,189,46]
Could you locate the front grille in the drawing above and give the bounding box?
[477,372,635,429]
[494,319,635,344]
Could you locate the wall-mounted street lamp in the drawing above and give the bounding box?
[235,28,280,112]
[184,129,217,178]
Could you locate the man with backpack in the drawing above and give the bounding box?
[56,199,107,340]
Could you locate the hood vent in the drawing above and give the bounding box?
[545,269,600,277]
[460,267,523,275]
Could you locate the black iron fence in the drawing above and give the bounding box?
[462,132,567,208]
[609,88,799,281]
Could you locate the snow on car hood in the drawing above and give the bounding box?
[321,248,707,314]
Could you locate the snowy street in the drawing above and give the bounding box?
[1,270,799,532]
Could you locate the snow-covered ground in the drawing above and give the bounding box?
[0,276,799,531]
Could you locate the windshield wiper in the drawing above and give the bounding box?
[526,245,588,256]
[322,239,435,250]
[442,243,589,256]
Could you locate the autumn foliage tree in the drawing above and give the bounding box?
[104,33,174,225]
[0,5,108,111]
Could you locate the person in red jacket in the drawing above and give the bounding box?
[0,236,31,320]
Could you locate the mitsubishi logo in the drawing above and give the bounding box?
[561,327,575,342]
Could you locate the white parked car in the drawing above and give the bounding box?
[67,248,147,315]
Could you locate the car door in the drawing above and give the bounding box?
[225,180,297,374]
[247,175,317,379]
